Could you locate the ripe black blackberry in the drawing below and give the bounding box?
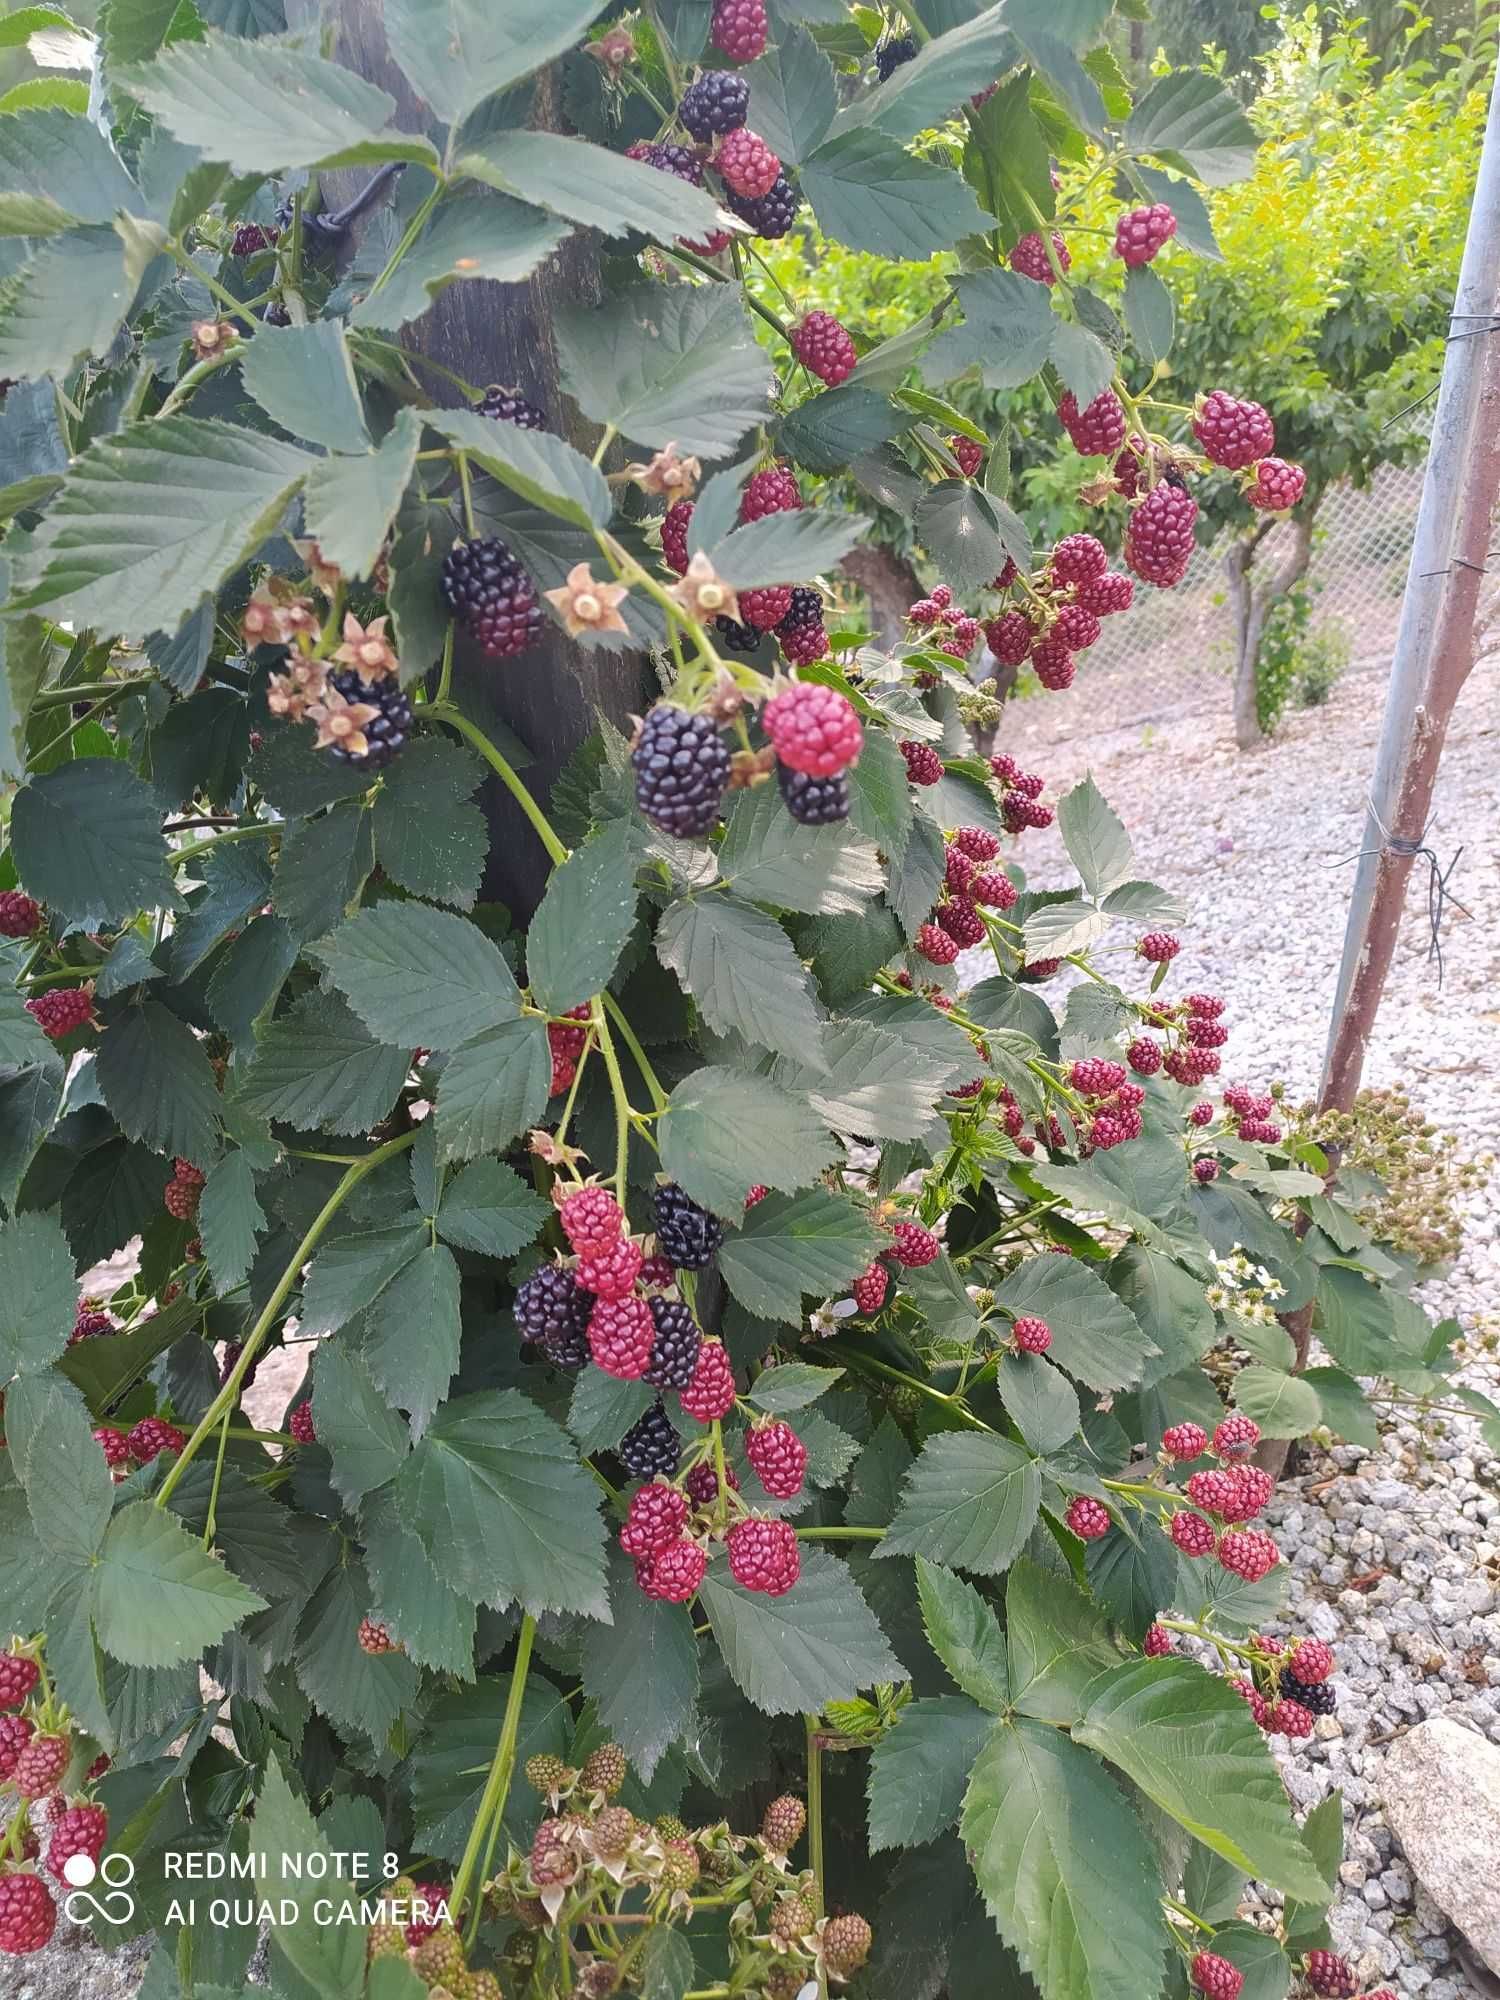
[875,33,917,79]
[326,670,412,770]
[776,585,824,636]
[440,537,543,659]
[632,707,731,838]
[1278,1669,1336,1716]
[778,764,850,825]
[726,173,800,239]
[679,70,750,141]
[475,385,547,430]
[643,1298,702,1390]
[514,1265,592,1370]
[619,1401,681,1479]
[715,614,762,653]
[646,142,704,185]
[654,1182,724,1271]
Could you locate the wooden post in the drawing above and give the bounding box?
[319,6,655,920]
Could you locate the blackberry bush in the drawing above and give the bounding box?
[0,11,1440,1998]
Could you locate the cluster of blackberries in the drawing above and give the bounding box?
[908,583,983,663]
[440,537,543,660]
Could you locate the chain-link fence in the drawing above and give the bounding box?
[1004,423,1433,744]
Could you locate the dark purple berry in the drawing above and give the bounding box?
[679,70,751,141]
[325,669,412,771]
[631,707,731,838]
[643,1298,703,1390]
[440,537,544,659]
[618,1401,681,1479]
[654,1182,724,1271]
[777,764,850,825]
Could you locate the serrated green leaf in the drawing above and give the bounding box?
[868,1693,994,1851]
[165,839,271,980]
[299,1222,427,1337]
[302,408,422,580]
[382,0,605,126]
[6,1371,112,1567]
[1075,1658,1325,1898]
[1302,1366,1378,1450]
[582,1548,699,1780]
[372,735,486,909]
[0,225,136,383]
[95,999,221,1165]
[316,902,520,1050]
[803,126,990,259]
[1005,1554,1121,1724]
[430,406,612,531]
[886,805,947,943]
[1125,70,1258,185]
[0,1207,75,1379]
[435,1017,551,1164]
[12,416,310,644]
[924,266,1056,390]
[238,990,411,1136]
[658,1064,839,1215]
[409,1672,568,1862]
[207,913,299,1048]
[718,1188,882,1324]
[556,284,774,461]
[116,32,405,172]
[0,107,140,231]
[1123,263,1174,366]
[311,1341,410,1506]
[527,819,639,1013]
[962,1717,1167,2000]
[746,1362,844,1413]
[459,128,735,244]
[711,506,869,587]
[698,1546,902,1716]
[995,1350,1080,1455]
[1226,1366,1323,1439]
[778,385,906,474]
[770,1018,953,1142]
[995,1255,1159,1392]
[843,727,913,857]
[394,1389,609,1618]
[1050,317,1115,406]
[12,758,176,931]
[198,1149,263,1295]
[569,1369,656,1458]
[246,1757,367,2000]
[294,1557,420,1745]
[92,1500,266,1666]
[239,320,369,454]
[913,478,1009,598]
[434,1158,548,1259]
[880,1433,1041,1576]
[361,1241,462,1437]
[351,194,569,332]
[1057,775,1133,900]
[718,781,884,916]
[656,894,824,1062]
[271,803,372,946]
[837,3,1018,142]
[359,1487,475,1678]
[914,1556,1010,1710]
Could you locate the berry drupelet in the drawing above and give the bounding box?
[778,765,850,824]
[440,537,543,658]
[514,1264,593,1370]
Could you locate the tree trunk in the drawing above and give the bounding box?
[318,8,655,922]
[839,543,923,649]
[1226,509,1315,751]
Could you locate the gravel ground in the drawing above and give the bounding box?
[34,656,1500,1995]
[1007,651,1500,1994]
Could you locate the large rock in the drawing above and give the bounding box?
[1381,1717,1500,1972]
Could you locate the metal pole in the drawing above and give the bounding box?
[1319,60,1500,1098]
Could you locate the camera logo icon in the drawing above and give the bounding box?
[62,1851,136,1925]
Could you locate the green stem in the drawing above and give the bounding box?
[159,346,239,417]
[155,1131,418,1508]
[666,244,792,346]
[594,1006,633,1206]
[885,0,931,40]
[170,821,279,869]
[203,1404,232,1546]
[434,622,454,706]
[822,1340,994,1429]
[450,1612,537,1925]
[796,1525,885,1541]
[805,1715,825,1915]
[602,994,668,1111]
[166,240,260,329]
[591,422,618,469]
[1163,1894,1215,1936]
[30,677,152,713]
[953,1199,1064,1265]
[425,704,567,865]
[457,451,477,538]
[367,178,444,299]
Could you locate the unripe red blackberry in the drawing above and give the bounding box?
[638,1535,706,1602]
[950,434,983,478]
[678,1339,736,1421]
[779,765,850,824]
[1164,1045,1219,1085]
[791,309,857,385]
[620,1481,689,1558]
[822,1911,873,1977]
[741,465,802,521]
[1229,1676,1270,1729]
[889,1219,940,1267]
[44,1802,108,1881]
[25,987,93,1039]
[474,384,548,430]
[1186,1468,1238,1514]
[1090,1107,1142,1150]
[1170,1509,1216,1557]
[1217,1528,1279,1583]
[14,1730,69,1798]
[780,615,830,666]
[985,608,1036,665]
[1113,202,1177,266]
[577,1235,645,1303]
[619,1399,681,1479]
[678,68,750,141]
[1008,230,1069,284]
[1070,1057,1127,1097]
[514,1264,593,1370]
[915,921,959,966]
[0,891,41,938]
[1188,1018,1230,1049]
[716,126,781,200]
[0,1869,56,1953]
[560,1184,625,1256]
[1030,637,1074,690]
[1189,1100,1215,1126]
[746,1419,808,1498]
[1247,457,1306,511]
[661,498,693,575]
[726,172,800,239]
[1126,1037,1162,1077]
[357,1617,396,1655]
[1221,1464,1274,1522]
[1065,1495,1110,1540]
[288,1402,316,1445]
[632,704,731,839]
[0,1717,33,1781]
[756,1794,806,1857]
[891,745,942,799]
[1137,931,1180,963]
[1161,1421,1207,1462]
[1143,1623,1173,1656]
[944,614,982,658]
[711,0,767,61]
[739,584,794,631]
[947,825,997,862]
[852,1262,889,1315]
[726,1515,800,1595]
[1288,1637,1334,1683]
[529,1819,579,1890]
[1051,603,1101,652]
[589,1295,655,1381]
[1193,1157,1219,1184]
[587,1806,636,1861]
[643,1297,702,1390]
[0,1655,38,1711]
[1192,390,1274,470]
[936,898,985,948]
[126,1416,185,1462]
[1049,532,1108,584]
[1059,388,1127,457]
[1126,483,1198,587]
[164,1175,200,1221]
[1011,1315,1051,1355]
[1190,1951,1243,2000]
[1268,1697,1315,1740]
[1075,570,1134,616]
[763,681,862,776]
[970,872,1016,914]
[1303,1949,1355,1994]
[440,536,543,658]
[93,1425,131,1472]
[1212,1413,1260,1460]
